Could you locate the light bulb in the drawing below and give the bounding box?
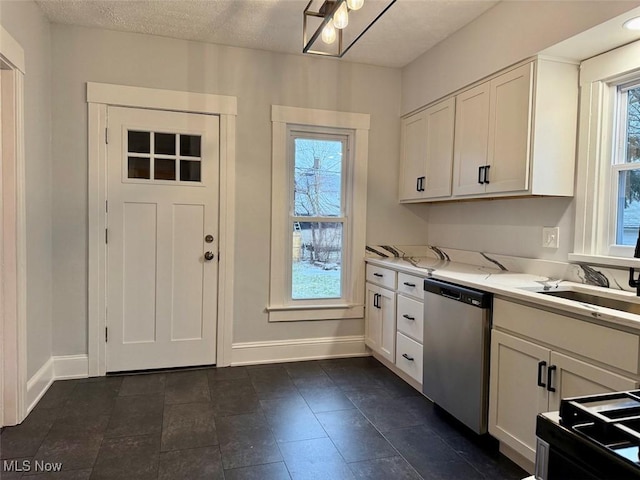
[624,16,640,30]
[347,0,364,11]
[333,2,349,29]
[321,22,336,44]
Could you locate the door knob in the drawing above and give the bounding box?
[204,251,214,261]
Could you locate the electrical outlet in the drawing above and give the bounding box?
[542,227,560,249]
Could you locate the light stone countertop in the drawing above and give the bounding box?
[366,257,640,333]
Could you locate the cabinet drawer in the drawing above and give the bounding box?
[397,272,424,300]
[494,299,640,374]
[366,264,396,290]
[397,295,424,342]
[396,332,423,383]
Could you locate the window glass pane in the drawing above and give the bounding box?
[293,138,342,217]
[180,160,201,182]
[155,133,176,155]
[128,131,150,154]
[128,157,150,179]
[180,135,201,157]
[292,222,342,300]
[617,169,640,244]
[626,87,640,163]
[155,159,176,180]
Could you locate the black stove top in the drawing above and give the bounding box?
[537,391,640,479]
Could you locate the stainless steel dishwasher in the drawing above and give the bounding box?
[423,278,492,434]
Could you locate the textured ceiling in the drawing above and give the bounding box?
[35,0,499,68]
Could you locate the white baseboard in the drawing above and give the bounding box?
[26,354,89,414]
[26,357,54,413]
[231,335,368,366]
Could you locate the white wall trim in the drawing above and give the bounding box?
[87,83,237,374]
[230,335,368,366]
[26,355,89,414]
[87,82,237,116]
[0,25,26,73]
[1,30,27,427]
[26,357,53,414]
[271,105,370,130]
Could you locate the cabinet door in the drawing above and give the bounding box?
[365,283,382,353]
[423,97,455,199]
[399,112,428,201]
[489,331,550,463]
[548,352,639,411]
[364,283,396,362]
[452,82,490,196]
[378,286,396,363]
[486,63,533,194]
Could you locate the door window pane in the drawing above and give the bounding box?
[294,138,342,217]
[128,157,150,179]
[617,169,640,245]
[155,133,176,155]
[180,135,202,157]
[180,160,201,182]
[128,131,150,154]
[155,159,176,180]
[292,222,342,300]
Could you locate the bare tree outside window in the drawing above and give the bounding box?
[291,137,345,299]
[617,86,640,244]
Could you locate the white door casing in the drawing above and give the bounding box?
[87,83,237,376]
[1,25,27,427]
[106,106,219,372]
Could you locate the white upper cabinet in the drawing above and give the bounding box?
[403,57,578,203]
[452,83,490,196]
[485,63,533,194]
[399,97,455,202]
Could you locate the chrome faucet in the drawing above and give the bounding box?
[629,227,640,296]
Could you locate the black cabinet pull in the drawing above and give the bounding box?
[547,365,556,392]
[403,282,416,287]
[419,176,426,192]
[416,177,421,192]
[402,314,415,321]
[373,273,383,277]
[402,353,414,361]
[373,293,378,308]
[484,165,490,184]
[478,166,485,184]
[537,360,547,388]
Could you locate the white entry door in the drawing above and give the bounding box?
[106,106,219,372]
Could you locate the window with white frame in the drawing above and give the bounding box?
[612,82,640,251]
[572,40,640,265]
[269,105,369,322]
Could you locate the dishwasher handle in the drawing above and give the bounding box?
[440,288,461,301]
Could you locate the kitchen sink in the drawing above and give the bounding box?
[540,289,640,315]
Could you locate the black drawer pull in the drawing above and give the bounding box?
[402,314,415,321]
[484,165,490,184]
[547,365,556,393]
[402,353,414,362]
[373,273,383,277]
[403,282,416,287]
[537,360,546,388]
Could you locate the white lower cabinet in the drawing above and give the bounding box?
[489,329,639,463]
[396,332,423,382]
[365,263,425,387]
[365,282,396,363]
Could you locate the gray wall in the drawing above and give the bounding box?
[50,25,428,354]
[0,1,53,378]
[401,0,640,262]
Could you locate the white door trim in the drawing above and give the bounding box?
[87,82,237,376]
[1,25,27,427]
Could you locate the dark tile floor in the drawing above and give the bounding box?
[0,357,527,479]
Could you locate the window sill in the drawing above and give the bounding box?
[267,304,364,322]
[568,253,640,269]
